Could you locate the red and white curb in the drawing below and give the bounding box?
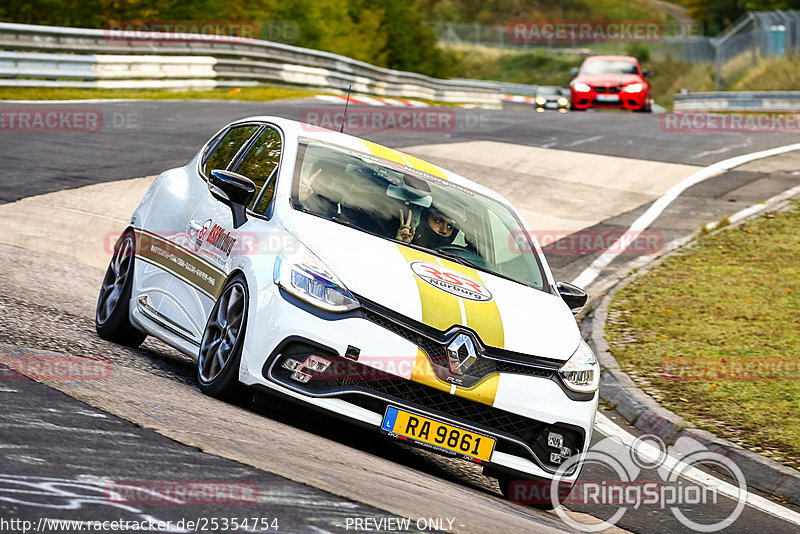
[502,94,538,104]
[315,94,429,107]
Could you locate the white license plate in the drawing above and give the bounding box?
[596,94,619,102]
[545,102,558,109]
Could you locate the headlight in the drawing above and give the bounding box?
[535,96,547,105]
[557,97,569,106]
[273,243,359,312]
[572,82,591,93]
[559,340,599,393]
[623,83,644,93]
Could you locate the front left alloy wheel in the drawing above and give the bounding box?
[197,274,250,401]
[96,230,147,347]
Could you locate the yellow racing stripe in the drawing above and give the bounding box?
[362,140,448,180]
[361,140,408,166]
[410,349,450,394]
[409,348,500,406]
[401,153,448,180]
[398,246,462,332]
[438,258,505,349]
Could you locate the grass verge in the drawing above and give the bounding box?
[606,200,800,468]
[0,85,479,108]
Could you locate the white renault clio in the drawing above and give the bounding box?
[96,116,598,504]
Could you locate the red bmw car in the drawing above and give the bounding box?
[569,55,652,112]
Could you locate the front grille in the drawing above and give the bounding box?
[348,374,541,436]
[360,307,557,387]
[593,86,621,94]
[268,348,584,472]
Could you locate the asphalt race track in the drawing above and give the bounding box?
[1,99,799,533]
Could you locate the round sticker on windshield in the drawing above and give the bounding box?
[410,261,493,302]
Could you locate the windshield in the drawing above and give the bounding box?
[581,60,639,75]
[537,87,564,96]
[291,140,546,291]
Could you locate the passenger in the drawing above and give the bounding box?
[297,161,339,218]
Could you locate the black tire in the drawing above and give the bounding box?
[96,230,147,347]
[498,475,573,510]
[197,274,250,402]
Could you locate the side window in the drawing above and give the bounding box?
[234,127,282,214]
[202,125,260,178]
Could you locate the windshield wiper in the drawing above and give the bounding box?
[433,249,481,269]
[329,215,358,229]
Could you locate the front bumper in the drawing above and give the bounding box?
[571,89,647,110]
[239,288,597,481]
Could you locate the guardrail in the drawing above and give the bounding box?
[674,91,800,112]
[0,22,505,103]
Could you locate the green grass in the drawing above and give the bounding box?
[731,56,800,91]
[0,85,318,102]
[0,85,477,107]
[606,201,800,468]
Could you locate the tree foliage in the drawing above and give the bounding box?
[0,0,449,76]
[683,0,800,35]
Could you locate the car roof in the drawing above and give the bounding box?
[583,55,638,62]
[228,115,514,208]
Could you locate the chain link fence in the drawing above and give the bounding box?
[711,11,800,89]
[435,11,800,89]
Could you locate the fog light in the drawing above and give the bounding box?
[305,356,330,372]
[282,359,304,372]
[345,345,360,361]
[290,370,312,383]
[548,432,564,449]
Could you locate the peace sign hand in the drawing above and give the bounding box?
[299,167,322,201]
[395,208,415,243]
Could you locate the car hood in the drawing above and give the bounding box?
[285,212,580,361]
[575,73,644,86]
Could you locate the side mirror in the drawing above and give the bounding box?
[209,169,256,229]
[570,68,579,76]
[557,281,587,312]
[642,69,653,77]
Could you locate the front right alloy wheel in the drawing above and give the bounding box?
[197,274,250,401]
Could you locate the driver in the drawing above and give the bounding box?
[396,207,458,249]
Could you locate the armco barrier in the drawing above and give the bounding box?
[674,91,800,112]
[0,22,504,103]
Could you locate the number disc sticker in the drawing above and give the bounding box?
[410,261,492,302]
